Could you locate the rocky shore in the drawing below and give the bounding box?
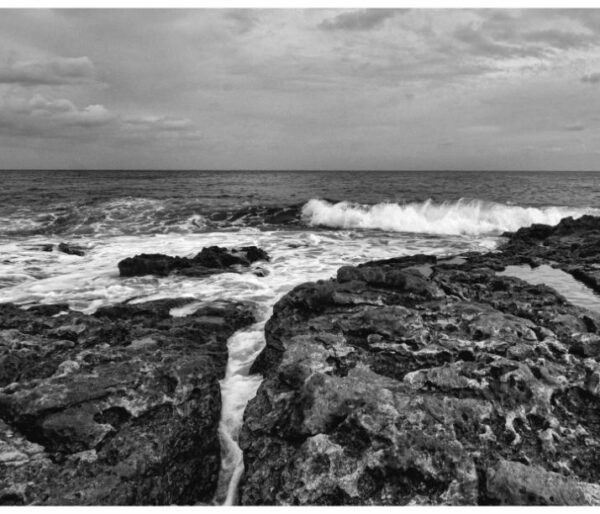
[0,247,261,505]
[3,218,600,505]
[239,215,600,505]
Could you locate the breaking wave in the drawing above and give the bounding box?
[301,198,599,236]
[2,195,597,238]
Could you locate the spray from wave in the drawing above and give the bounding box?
[301,198,599,236]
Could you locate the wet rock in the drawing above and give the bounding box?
[239,215,600,505]
[57,242,86,256]
[118,253,191,277]
[499,215,600,293]
[0,299,255,505]
[118,246,270,278]
[194,245,270,268]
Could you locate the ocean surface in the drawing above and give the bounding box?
[2,169,600,504]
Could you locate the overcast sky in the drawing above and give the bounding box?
[0,8,599,170]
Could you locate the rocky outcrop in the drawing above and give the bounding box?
[0,298,255,505]
[118,246,270,278]
[239,218,600,506]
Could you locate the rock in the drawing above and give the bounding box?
[26,244,54,252]
[26,304,70,317]
[57,243,85,256]
[487,460,600,505]
[239,217,600,505]
[118,254,191,277]
[499,215,600,293]
[193,246,270,268]
[358,253,437,269]
[118,246,270,278]
[0,298,255,505]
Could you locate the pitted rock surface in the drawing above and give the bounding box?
[0,299,255,505]
[239,218,600,505]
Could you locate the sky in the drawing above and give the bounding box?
[0,8,600,170]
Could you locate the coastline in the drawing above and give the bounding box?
[1,215,600,505]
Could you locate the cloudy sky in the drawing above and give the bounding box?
[1,8,600,170]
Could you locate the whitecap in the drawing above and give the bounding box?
[301,198,599,236]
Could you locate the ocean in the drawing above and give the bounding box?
[2,168,600,503]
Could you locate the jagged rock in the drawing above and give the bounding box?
[57,243,86,256]
[118,246,270,277]
[0,299,255,505]
[239,216,600,505]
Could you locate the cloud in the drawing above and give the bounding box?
[0,9,599,170]
[319,9,407,31]
[121,115,200,140]
[28,95,113,127]
[0,56,96,86]
[453,24,543,59]
[564,123,585,131]
[0,92,115,138]
[522,29,596,50]
[225,9,260,33]
[582,72,600,84]
[452,12,600,63]
[0,91,200,143]
[0,89,200,141]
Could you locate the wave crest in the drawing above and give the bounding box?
[301,198,599,236]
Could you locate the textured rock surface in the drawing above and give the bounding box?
[118,245,270,277]
[57,242,86,256]
[0,298,255,505]
[239,217,600,506]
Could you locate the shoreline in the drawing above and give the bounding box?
[1,215,600,505]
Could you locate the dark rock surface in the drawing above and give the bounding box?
[57,242,86,256]
[239,216,600,505]
[118,246,270,278]
[0,298,255,505]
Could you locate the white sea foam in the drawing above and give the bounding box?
[301,198,599,236]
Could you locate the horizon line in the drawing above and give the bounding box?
[1,168,600,173]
